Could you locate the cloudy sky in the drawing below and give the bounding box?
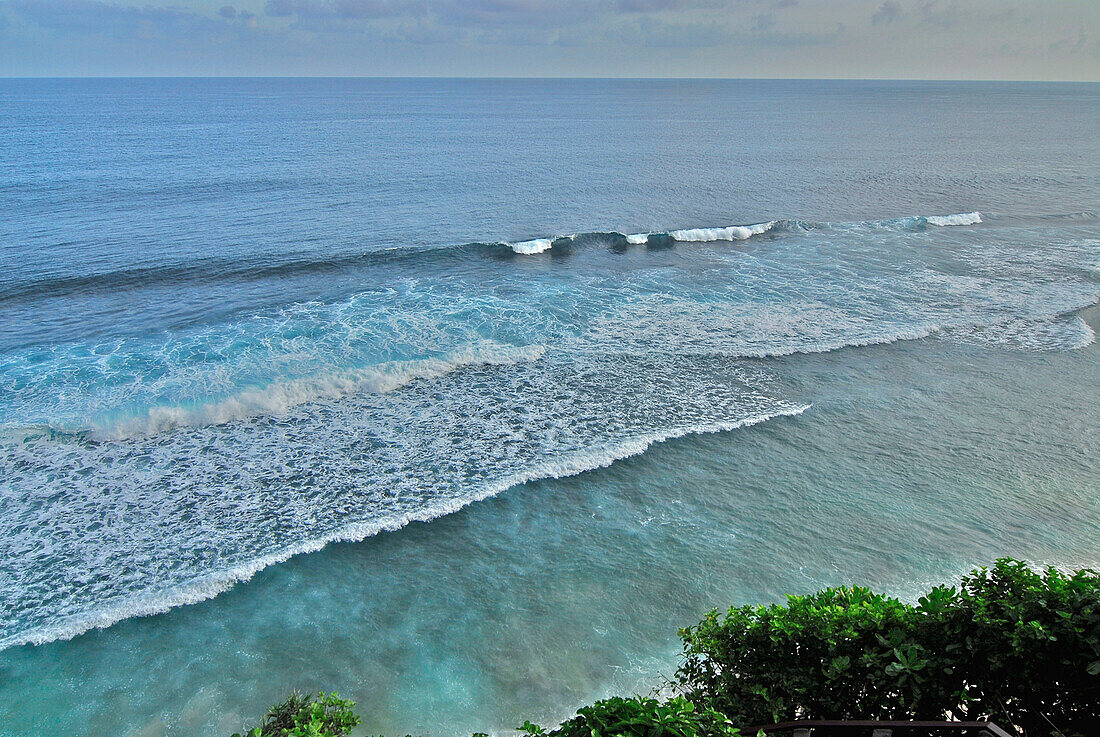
[1,0,1097,78]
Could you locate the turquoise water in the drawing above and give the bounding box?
[6,323,1098,737]
[0,79,1098,736]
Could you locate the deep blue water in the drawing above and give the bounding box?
[0,78,1098,736]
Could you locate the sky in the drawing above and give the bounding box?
[1,0,1098,79]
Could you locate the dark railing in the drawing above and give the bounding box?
[747,720,1016,737]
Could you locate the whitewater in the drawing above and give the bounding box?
[3,208,1099,654]
[2,78,1099,737]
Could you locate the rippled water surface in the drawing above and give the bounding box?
[0,78,1097,737]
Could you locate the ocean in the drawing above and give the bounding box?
[0,78,1097,736]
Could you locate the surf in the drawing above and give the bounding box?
[0,212,984,306]
[0,402,810,652]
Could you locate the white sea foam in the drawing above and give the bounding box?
[503,212,983,253]
[926,211,982,226]
[508,237,555,254]
[5,208,1099,657]
[504,222,778,252]
[587,294,951,362]
[506,234,576,254]
[941,314,1097,352]
[87,342,545,441]
[0,399,809,652]
[668,221,777,242]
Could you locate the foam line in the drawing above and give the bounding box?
[82,342,546,441]
[0,403,809,652]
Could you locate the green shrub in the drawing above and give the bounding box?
[231,691,360,737]
[227,560,1098,737]
[515,695,744,737]
[676,559,1100,735]
[933,559,1100,732]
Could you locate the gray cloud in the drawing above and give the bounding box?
[7,0,253,36]
[915,0,959,30]
[2,0,1098,78]
[260,0,777,26]
[335,0,412,19]
[872,0,901,25]
[264,0,330,19]
[752,13,776,32]
[613,0,727,12]
[263,0,597,28]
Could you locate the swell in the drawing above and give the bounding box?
[0,245,462,306]
[0,403,810,652]
[0,211,984,305]
[503,220,784,253]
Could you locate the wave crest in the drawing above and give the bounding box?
[926,211,982,227]
[500,212,982,255]
[667,221,779,242]
[505,234,576,254]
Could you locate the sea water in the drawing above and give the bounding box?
[0,79,1097,736]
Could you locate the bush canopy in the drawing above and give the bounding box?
[676,558,1100,735]
[232,559,1099,737]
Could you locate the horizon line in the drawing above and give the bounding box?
[2,75,1098,84]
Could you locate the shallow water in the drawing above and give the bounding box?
[4,327,1098,737]
[0,79,1098,736]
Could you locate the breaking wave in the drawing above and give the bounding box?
[505,235,575,255]
[1,212,984,302]
[0,402,810,651]
[505,220,782,253]
[7,204,1095,655]
[926,211,982,227]
[502,212,982,254]
[666,221,779,242]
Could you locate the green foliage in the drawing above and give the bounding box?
[231,692,361,737]
[519,695,744,737]
[676,559,1100,735]
[228,560,1097,737]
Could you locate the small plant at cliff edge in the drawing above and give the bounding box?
[231,691,360,737]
